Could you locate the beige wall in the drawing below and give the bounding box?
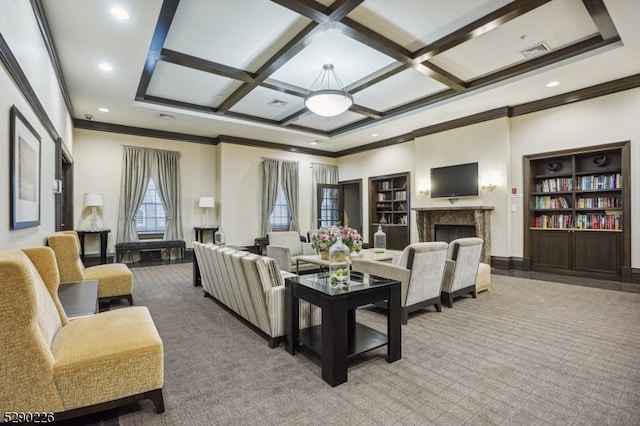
[218,143,336,246]
[0,0,73,250]
[338,141,415,244]
[72,129,218,254]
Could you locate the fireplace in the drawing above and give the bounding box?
[434,224,476,243]
[412,206,494,263]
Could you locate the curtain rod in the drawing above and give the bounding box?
[260,157,299,163]
[310,162,337,167]
[122,144,181,154]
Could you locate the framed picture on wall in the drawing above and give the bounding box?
[10,105,41,229]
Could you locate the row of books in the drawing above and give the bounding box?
[534,196,570,209]
[394,190,407,201]
[576,196,622,208]
[534,215,573,229]
[575,173,621,190]
[576,213,622,230]
[534,177,573,193]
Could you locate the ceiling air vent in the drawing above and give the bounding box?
[156,112,176,120]
[268,99,288,108]
[520,42,551,59]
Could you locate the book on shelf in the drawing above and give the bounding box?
[535,177,573,192]
[534,196,570,209]
[576,173,621,190]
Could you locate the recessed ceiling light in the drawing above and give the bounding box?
[546,81,560,88]
[110,7,130,20]
[98,107,109,112]
[310,141,318,145]
[98,62,113,72]
[371,133,378,137]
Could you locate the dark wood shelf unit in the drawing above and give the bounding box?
[369,172,410,250]
[524,141,631,282]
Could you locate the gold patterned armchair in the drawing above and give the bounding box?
[47,231,133,304]
[0,246,164,422]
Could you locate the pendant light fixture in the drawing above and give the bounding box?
[304,64,353,117]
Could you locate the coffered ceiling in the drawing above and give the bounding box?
[39,0,640,154]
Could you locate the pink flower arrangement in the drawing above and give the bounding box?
[310,225,363,253]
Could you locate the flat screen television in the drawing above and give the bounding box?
[430,162,478,198]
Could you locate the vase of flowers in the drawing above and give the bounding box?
[310,225,363,258]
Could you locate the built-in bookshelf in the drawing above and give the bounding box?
[369,172,410,250]
[524,142,630,281]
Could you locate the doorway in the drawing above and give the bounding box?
[56,139,74,231]
[315,179,362,236]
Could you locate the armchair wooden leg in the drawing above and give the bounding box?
[435,303,442,313]
[146,388,165,414]
[401,308,408,325]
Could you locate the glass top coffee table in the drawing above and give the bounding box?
[295,248,402,274]
[285,271,401,387]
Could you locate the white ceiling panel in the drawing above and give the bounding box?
[228,86,305,121]
[354,69,449,112]
[430,0,597,81]
[164,0,309,72]
[349,0,512,50]
[148,61,243,108]
[269,29,398,90]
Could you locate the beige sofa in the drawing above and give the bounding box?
[0,246,164,422]
[193,242,320,347]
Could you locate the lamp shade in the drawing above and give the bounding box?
[199,196,215,208]
[305,90,353,117]
[84,193,105,207]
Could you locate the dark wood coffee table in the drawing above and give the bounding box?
[285,271,401,387]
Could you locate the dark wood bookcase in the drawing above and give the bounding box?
[369,172,410,250]
[523,141,631,281]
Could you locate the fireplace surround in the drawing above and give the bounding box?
[413,206,494,264]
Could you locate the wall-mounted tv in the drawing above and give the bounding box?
[430,162,478,199]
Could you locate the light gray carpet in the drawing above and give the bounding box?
[119,263,640,426]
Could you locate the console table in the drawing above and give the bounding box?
[76,229,110,264]
[58,280,99,318]
[285,272,401,386]
[194,226,218,243]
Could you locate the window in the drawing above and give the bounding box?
[270,185,291,231]
[136,179,167,235]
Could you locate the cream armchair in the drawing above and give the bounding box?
[266,231,316,273]
[47,231,133,304]
[0,246,164,422]
[352,242,449,324]
[441,237,484,308]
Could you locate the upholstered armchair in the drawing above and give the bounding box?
[47,231,133,304]
[441,237,484,308]
[0,246,164,422]
[352,242,449,324]
[266,231,316,272]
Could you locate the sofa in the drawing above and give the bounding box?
[0,246,164,422]
[193,242,320,347]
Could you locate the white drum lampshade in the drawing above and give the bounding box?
[84,193,105,231]
[199,196,215,226]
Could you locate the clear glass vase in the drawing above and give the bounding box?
[214,227,226,246]
[374,225,386,253]
[328,237,350,287]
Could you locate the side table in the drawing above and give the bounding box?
[194,226,218,243]
[58,280,99,318]
[76,229,110,264]
[285,272,401,386]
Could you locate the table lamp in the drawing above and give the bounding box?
[84,193,105,231]
[199,196,215,227]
